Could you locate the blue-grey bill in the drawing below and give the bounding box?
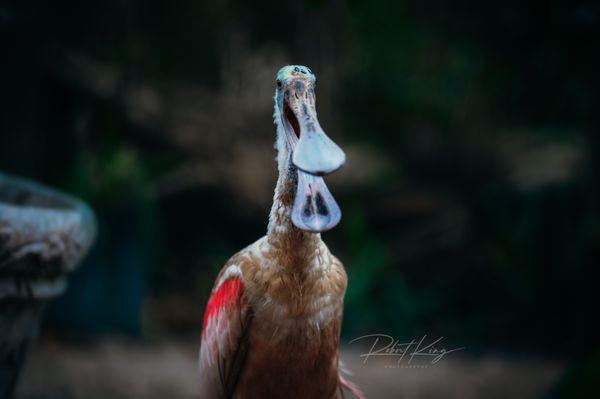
[292,129,346,176]
[291,169,341,232]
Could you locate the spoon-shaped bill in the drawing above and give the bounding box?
[291,169,341,232]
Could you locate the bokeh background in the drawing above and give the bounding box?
[2,0,599,398]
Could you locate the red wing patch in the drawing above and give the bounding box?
[202,278,244,335]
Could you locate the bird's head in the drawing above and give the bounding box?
[273,65,345,233]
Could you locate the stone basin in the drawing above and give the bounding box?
[0,172,96,398]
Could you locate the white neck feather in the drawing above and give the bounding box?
[267,96,292,235]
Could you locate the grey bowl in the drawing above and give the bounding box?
[0,172,96,398]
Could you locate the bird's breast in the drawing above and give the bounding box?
[250,259,345,342]
[233,239,348,398]
[243,261,345,386]
[237,295,343,399]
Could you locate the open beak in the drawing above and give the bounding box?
[281,80,345,232]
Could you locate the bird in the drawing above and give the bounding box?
[198,65,364,399]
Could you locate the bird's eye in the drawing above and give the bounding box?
[276,79,283,89]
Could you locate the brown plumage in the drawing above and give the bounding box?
[198,66,364,399]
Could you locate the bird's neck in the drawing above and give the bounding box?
[267,157,322,269]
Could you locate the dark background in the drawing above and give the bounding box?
[2,0,599,398]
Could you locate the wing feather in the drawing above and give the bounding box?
[199,264,251,398]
